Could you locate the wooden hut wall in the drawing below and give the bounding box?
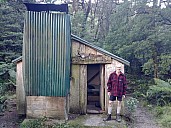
[79,65,87,114]
[16,61,26,115]
[71,42,112,65]
[70,40,113,114]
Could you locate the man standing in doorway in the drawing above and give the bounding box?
[103,64,127,122]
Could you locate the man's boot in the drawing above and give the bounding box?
[103,114,111,121]
[116,114,121,122]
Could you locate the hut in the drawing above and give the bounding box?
[13,34,129,119]
[12,3,130,120]
[70,35,129,114]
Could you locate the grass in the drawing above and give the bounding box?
[21,118,114,128]
[21,114,127,128]
[153,106,171,128]
[140,100,171,128]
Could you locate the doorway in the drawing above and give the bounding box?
[87,64,102,113]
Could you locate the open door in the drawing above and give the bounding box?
[87,64,104,113]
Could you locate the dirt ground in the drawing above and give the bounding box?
[0,98,162,128]
[132,104,161,128]
[0,99,22,128]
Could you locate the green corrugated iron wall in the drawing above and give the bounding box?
[23,11,71,96]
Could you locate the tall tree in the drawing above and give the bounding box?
[0,1,26,80]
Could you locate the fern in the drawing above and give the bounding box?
[146,78,171,106]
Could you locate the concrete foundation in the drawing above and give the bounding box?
[26,96,68,120]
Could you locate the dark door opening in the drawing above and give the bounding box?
[87,64,102,113]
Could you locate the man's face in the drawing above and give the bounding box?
[116,67,121,73]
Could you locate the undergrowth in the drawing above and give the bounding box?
[21,117,112,128]
[153,106,171,128]
[20,117,78,128]
[128,75,171,128]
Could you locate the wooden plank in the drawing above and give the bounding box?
[85,45,96,55]
[100,65,105,111]
[69,65,80,113]
[16,62,26,115]
[72,41,80,56]
[71,42,112,64]
[79,43,86,53]
[71,60,112,64]
[79,65,87,114]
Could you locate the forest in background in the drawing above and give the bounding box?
[0,0,171,127]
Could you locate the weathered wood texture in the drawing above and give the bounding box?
[72,41,112,64]
[100,65,105,111]
[69,40,80,113]
[70,41,88,114]
[16,61,26,115]
[79,65,87,114]
[69,65,80,113]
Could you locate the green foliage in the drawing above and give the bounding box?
[102,0,171,78]
[71,11,85,37]
[0,1,23,95]
[160,114,171,128]
[54,123,83,128]
[0,83,7,95]
[0,0,6,2]
[0,95,7,104]
[21,117,86,128]
[142,59,153,76]
[0,95,7,112]
[146,78,171,106]
[0,1,25,65]
[158,55,171,79]
[125,97,139,113]
[154,106,171,128]
[127,74,152,99]
[0,62,15,76]
[133,89,146,99]
[21,118,48,128]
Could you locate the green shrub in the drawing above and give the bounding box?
[160,115,171,128]
[133,91,143,98]
[153,106,171,128]
[146,78,171,106]
[21,118,48,128]
[0,83,6,95]
[54,123,83,128]
[127,75,152,99]
[0,95,7,112]
[125,97,139,114]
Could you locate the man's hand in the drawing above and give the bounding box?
[123,95,126,99]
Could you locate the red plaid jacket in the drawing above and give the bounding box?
[107,71,127,96]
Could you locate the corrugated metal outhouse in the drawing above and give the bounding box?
[23,3,70,119]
